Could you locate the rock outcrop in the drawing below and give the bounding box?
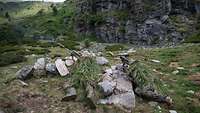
[76,0,198,46]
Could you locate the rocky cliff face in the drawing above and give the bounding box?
[75,0,199,46]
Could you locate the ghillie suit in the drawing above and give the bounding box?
[122,59,172,105]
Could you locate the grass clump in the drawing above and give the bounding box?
[71,58,101,88]
[105,44,125,51]
[0,52,26,66]
[184,33,200,43]
[128,61,154,88]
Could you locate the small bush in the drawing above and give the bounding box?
[105,44,125,51]
[0,52,26,66]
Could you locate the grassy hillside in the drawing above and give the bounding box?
[0,44,200,113]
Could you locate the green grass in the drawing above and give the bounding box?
[105,44,126,52]
[71,58,101,88]
[184,33,200,43]
[125,44,200,113]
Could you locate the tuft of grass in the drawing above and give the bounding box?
[71,58,101,88]
[0,52,26,66]
[184,33,200,43]
[128,61,162,90]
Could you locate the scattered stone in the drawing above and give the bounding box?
[65,56,78,62]
[19,80,29,87]
[62,87,77,101]
[177,67,184,70]
[96,57,109,65]
[16,65,33,80]
[55,59,69,76]
[187,90,195,94]
[98,91,135,112]
[118,52,129,57]
[151,59,161,63]
[169,110,177,113]
[65,59,74,67]
[34,58,46,70]
[45,63,58,75]
[98,80,116,96]
[81,50,95,57]
[172,70,179,75]
[127,48,136,54]
[33,58,47,76]
[148,101,158,107]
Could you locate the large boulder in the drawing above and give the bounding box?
[55,59,69,76]
[16,65,33,80]
[98,91,135,113]
[96,57,109,65]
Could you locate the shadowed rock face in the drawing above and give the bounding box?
[1,0,65,3]
[76,0,197,46]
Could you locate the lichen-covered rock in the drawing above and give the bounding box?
[16,65,33,80]
[33,58,47,76]
[55,59,69,76]
[98,80,116,96]
[45,63,58,75]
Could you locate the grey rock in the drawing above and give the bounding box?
[98,91,135,112]
[62,87,77,101]
[16,65,33,80]
[96,57,109,65]
[55,59,69,76]
[34,58,46,70]
[169,110,177,113]
[65,59,74,67]
[115,77,133,94]
[45,63,58,75]
[33,58,46,76]
[98,80,116,96]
